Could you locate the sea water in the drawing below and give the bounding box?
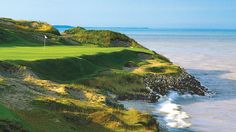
[126,29,236,132]
[55,26,236,132]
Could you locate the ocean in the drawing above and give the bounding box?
[55,26,236,132]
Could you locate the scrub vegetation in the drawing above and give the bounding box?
[63,26,144,48]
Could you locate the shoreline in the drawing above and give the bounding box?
[0,18,208,132]
[127,32,236,131]
[116,69,208,103]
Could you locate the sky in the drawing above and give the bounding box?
[1,0,236,29]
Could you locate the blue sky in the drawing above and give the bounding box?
[1,0,236,29]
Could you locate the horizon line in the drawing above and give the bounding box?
[53,25,236,31]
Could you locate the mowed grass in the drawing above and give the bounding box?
[0,45,153,82]
[0,46,151,61]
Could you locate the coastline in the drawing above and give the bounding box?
[0,18,208,132]
[124,30,236,131]
[116,69,208,102]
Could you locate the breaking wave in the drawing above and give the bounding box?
[157,92,191,128]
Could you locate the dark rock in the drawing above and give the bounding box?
[144,70,208,99]
[115,69,207,103]
[148,92,160,103]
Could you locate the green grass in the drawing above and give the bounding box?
[0,104,30,131]
[0,46,152,82]
[0,46,151,61]
[0,18,161,131]
[0,27,62,46]
[0,104,19,121]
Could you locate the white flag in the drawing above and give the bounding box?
[44,35,48,39]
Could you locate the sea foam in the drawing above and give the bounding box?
[157,92,191,128]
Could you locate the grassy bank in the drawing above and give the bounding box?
[0,18,184,132]
[0,45,182,131]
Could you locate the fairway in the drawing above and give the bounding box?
[0,46,150,61]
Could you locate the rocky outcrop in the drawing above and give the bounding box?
[144,70,208,102]
[114,69,208,103]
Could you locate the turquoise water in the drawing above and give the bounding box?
[56,26,236,132]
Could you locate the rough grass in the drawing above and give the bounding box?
[1,18,144,48]
[0,46,160,131]
[83,71,148,98]
[0,45,180,98]
[0,26,62,46]
[133,59,181,75]
[0,63,158,131]
[64,27,143,47]
[0,18,75,46]
[0,18,176,131]
[0,44,179,131]
[145,65,182,75]
[0,18,60,35]
[27,95,157,132]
